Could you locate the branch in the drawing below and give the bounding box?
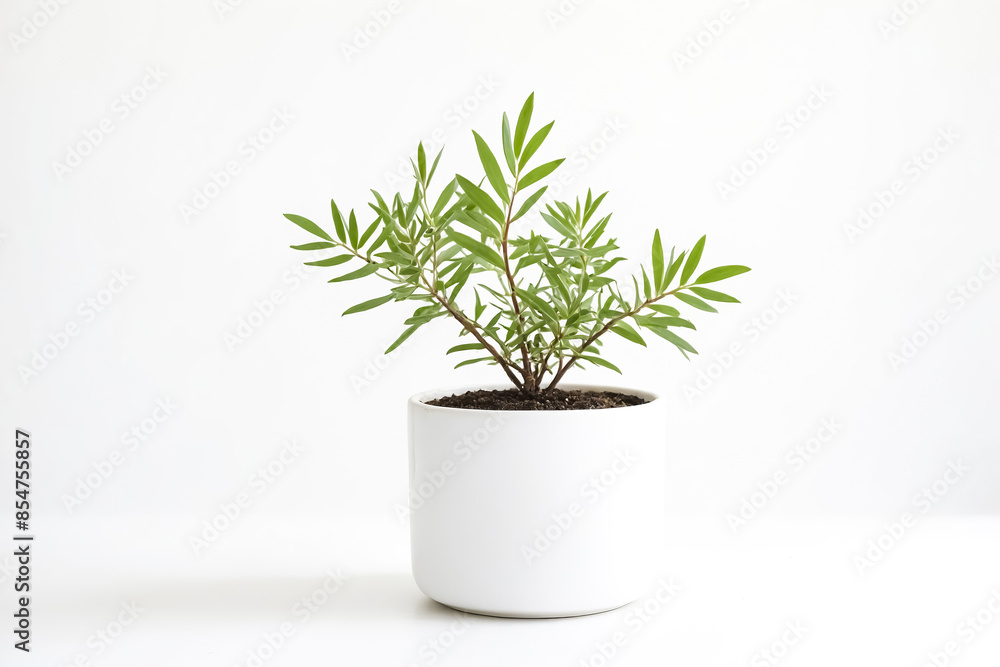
[420,275,525,391]
[500,186,535,391]
[546,284,688,390]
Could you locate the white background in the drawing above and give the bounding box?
[2,0,999,665]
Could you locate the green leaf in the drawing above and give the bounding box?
[648,304,680,316]
[517,288,560,325]
[343,293,393,315]
[674,291,718,313]
[518,121,554,170]
[518,158,564,190]
[641,266,652,301]
[432,178,458,218]
[330,201,347,242]
[290,241,335,251]
[695,265,752,284]
[447,342,483,355]
[358,219,380,247]
[455,356,492,369]
[680,235,706,285]
[454,209,501,240]
[445,229,504,269]
[690,286,740,303]
[328,262,380,283]
[455,175,506,224]
[427,148,443,183]
[652,230,664,292]
[368,226,389,254]
[404,184,420,223]
[610,321,646,346]
[348,210,359,248]
[540,211,575,239]
[501,113,516,174]
[579,354,622,374]
[447,261,474,301]
[474,290,486,319]
[664,250,686,288]
[513,93,534,156]
[417,142,427,181]
[305,254,352,267]
[472,131,509,204]
[385,324,420,354]
[583,190,607,224]
[635,314,695,330]
[512,186,547,222]
[284,214,333,242]
[647,327,698,356]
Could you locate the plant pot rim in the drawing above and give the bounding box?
[409,383,661,414]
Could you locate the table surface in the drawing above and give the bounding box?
[8,514,1000,666]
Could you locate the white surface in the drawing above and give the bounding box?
[13,514,1000,666]
[1,0,999,663]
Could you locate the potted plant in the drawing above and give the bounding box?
[283,94,750,618]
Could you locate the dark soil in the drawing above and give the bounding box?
[426,388,647,411]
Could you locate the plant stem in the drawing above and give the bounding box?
[500,186,535,392]
[420,275,525,391]
[546,285,688,391]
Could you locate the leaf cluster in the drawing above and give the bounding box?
[284,94,750,393]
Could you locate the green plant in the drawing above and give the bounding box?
[283,94,750,394]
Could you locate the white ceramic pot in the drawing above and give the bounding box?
[407,384,665,618]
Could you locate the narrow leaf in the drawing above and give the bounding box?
[432,178,458,218]
[447,342,483,355]
[445,229,505,269]
[648,327,698,355]
[456,175,506,224]
[473,131,509,204]
[455,356,492,369]
[690,286,740,303]
[501,113,516,174]
[454,209,501,240]
[304,254,352,267]
[513,93,534,155]
[518,121,554,170]
[427,148,443,183]
[652,230,664,292]
[518,158,564,190]
[680,235,706,285]
[290,241,335,251]
[695,265,752,284]
[417,143,427,181]
[649,304,680,316]
[343,294,393,316]
[348,210,358,248]
[579,354,622,374]
[610,321,647,347]
[284,214,333,242]
[358,219,380,247]
[385,324,420,354]
[517,288,560,325]
[674,292,718,313]
[328,262,380,283]
[330,201,347,242]
[512,186,548,221]
[664,250,686,287]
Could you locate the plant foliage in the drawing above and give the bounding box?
[284,94,750,394]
